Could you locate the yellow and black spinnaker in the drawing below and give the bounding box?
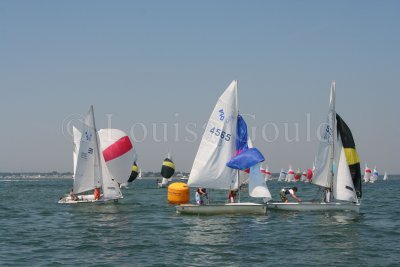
[128,162,139,182]
[336,114,362,198]
[161,158,175,179]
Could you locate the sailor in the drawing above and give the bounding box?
[69,188,79,201]
[94,187,101,200]
[280,187,302,203]
[195,188,208,205]
[228,190,237,203]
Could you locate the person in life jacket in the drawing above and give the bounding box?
[280,187,302,203]
[228,190,237,203]
[94,187,101,200]
[195,188,208,205]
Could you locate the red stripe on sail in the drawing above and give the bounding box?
[103,136,133,162]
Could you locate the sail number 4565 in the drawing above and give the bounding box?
[209,127,231,141]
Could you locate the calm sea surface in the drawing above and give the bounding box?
[1,176,399,266]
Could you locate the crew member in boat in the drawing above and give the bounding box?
[280,187,302,203]
[94,187,101,200]
[195,188,208,205]
[323,188,332,203]
[228,190,237,203]
[69,188,79,201]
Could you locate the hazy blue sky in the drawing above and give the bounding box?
[1,0,399,173]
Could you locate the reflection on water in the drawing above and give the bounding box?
[323,211,362,225]
[183,216,242,246]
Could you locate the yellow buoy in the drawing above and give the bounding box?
[168,182,189,204]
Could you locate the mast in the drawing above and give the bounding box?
[91,105,103,189]
[327,81,336,195]
[235,80,241,203]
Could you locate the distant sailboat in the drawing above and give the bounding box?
[260,165,271,181]
[300,171,308,182]
[363,164,371,183]
[278,168,286,182]
[158,154,175,188]
[285,166,295,182]
[383,171,388,181]
[370,166,379,183]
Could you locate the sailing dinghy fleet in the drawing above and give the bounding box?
[59,80,388,214]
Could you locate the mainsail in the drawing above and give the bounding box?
[187,81,238,190]
[74,107,100,194]
[72,126,81,178]
[312,81,336,189]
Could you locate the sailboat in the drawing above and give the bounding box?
[285,166,295,182]
[263,166,272,181]
[370,166,378,183]
[383,171,388,181]
[268,81,362,212]
[59,106,125,204]
[158,154,175,188]
[278,168,286,182]
[363,164,372,183]
[138,168,143,179]
[176,80,271,215]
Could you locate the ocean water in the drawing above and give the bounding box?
[1,176,399,266]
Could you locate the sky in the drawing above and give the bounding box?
[0,0,399,173]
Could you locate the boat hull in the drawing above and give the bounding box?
[58,194,122,204]
[267,202,360,213]
[176,202,267,215]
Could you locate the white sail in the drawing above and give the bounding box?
[312,81,336,189]
[187,81,238,190]
[264,166,271,181]
[72,126,81,178]
[370,167,378,183]
[278,168,286,182]
[74,107,101,194]
[333,138,358,202]
[363,164,371,183]
[286,166,294,182]
[98,129,135,184]
[383,171,388,180]
[99,145,122,200]
[249,164,271,200]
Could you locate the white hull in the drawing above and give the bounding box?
[176,202,267,215]
[58,194,122,204]
[267,201,360,213]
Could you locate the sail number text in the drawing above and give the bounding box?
[209,127,231,141]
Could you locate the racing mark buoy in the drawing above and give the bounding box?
[168,182,189,204]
